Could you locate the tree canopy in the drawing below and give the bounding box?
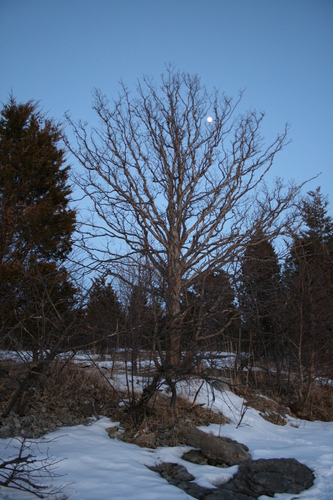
[0,96,75,264]
[0,96,76,355]
[67,68,300,370]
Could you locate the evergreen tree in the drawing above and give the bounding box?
[125,283,154,374]
[239,230,282,371]
[284,188,333,388]
[85,277,124,351]
[301,188,333,246]
[0,96,76,355]
[178,269,238,376]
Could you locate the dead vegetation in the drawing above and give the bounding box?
[0,358,227,444]
[0,357,332,445]
[118,392,228,448]
[233,373,333,423]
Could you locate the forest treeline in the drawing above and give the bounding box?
[1,70,332,412]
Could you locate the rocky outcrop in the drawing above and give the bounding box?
[149,462,212,500]
[152,427,314,499]
[0,409,92,439]
[223,458,314,498]
[151,457,314,499]
[183,427,251,466]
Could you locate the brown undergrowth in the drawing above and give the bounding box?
[0,359,227,444]
[233,375,333,423]
[1,358,332,444]
[0,359,112,437]
[117,392,228,448]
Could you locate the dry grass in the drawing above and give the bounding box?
[1,356,332,444]
[302,383,333,422]
[117,392,228,448]
[0,359,228,444]
[233,387,288,425]
[233,373,333,423]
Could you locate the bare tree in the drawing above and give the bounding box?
[0,437,66,498]
[1,261,83,418]
[66,67,301,385]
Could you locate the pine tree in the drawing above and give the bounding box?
[186,271,237,347]
[85,277,124,351]
[0,96,75,263]
[0,96,76,355]
[284,188,333,390]
[125,283,152,374]
[301,188,333,244]
[239,230,282,375]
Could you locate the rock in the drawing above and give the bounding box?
[185,427,251,466]
[151,457,314,499]
[224,458,315,498]
[134,432,157,448]
[150,462,255,499]
[206,491,255,499]
[205,491,255,499]
[158,463,195,482]
[13,418,21,428]
[182,449,208,465]
[182,481,212,499]
[149,463,207,499]
[0,425,12,438]
[80,401,101,416]
[106,426,125,439]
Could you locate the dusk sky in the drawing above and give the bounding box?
[1,0,332,213]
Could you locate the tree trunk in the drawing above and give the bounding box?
[167,266,182,366]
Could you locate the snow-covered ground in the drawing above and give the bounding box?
[1,379,333,500]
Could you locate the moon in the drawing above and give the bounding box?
[207,116,213,123]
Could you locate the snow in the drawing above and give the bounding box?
[1,358,333,500]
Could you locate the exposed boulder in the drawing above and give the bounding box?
[182,449,208,465]
[153,462,195,483]
[149,463,207,499]
[106,425,125,440]
[184,427,251,466]
[150,457,314,499]
[224,458,314,498]
[133,431,157,448]
[205,490,255,499]
[150,462,255,499]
